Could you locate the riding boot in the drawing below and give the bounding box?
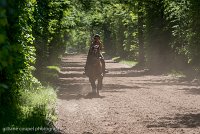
[100,59,108,74]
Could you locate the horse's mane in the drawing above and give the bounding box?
[90,44,100,58]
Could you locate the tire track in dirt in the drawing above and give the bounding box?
[55,54,200,134]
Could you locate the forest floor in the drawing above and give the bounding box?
[54,54,200,134]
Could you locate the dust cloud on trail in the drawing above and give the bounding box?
[55,54,200,134]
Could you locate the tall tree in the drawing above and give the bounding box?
[189,0,200,66]
[138,0,145,65]
[145,0,171,70]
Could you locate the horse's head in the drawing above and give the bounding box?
[91,45,100,57]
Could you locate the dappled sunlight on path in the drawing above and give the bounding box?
[55,54,200,134]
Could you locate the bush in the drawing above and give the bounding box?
[1,72,57,134]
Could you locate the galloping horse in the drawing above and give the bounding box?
[87,45,103,95]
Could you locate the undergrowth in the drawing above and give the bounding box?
[112,56,138,67]
[0,72,57,134]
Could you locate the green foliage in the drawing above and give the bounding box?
[112,56,138,67]
[1,0,200,131]
[120,60,138,67]
[63,0,200,73]
[188,0,200,65]
[33,0,69,81]
[164,0,190,57]
[19,85,57,126]
[45,66,61,83]
[163,0,200,69]
[0,0,57,132]
[168,69,185,77]
[61,0,140,59]
[1,75,57,133]
[145,0,172,69]
[47,66,60,72]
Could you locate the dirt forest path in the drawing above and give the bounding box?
[55,54,200,134]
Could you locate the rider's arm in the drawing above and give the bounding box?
[99,42,103,51]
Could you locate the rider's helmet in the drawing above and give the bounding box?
[94,34,100,39]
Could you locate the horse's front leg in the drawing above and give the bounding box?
[89,77,96,93]
[97,76,103,94]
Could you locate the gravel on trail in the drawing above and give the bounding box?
[55,54,200,134]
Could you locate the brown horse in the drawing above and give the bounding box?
[87,56,103,95]
[88,45,103,95]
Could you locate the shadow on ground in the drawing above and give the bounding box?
[58,92,105,100]
[57,82,139,100]
[147,113,200,128]
[57,54,200,101]
[178,87,200,95]
[101,84,141,93]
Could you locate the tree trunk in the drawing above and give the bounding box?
[138,0,145,66]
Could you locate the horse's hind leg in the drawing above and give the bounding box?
[89,77,96,93]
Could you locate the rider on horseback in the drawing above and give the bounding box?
[84,34,108,76]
